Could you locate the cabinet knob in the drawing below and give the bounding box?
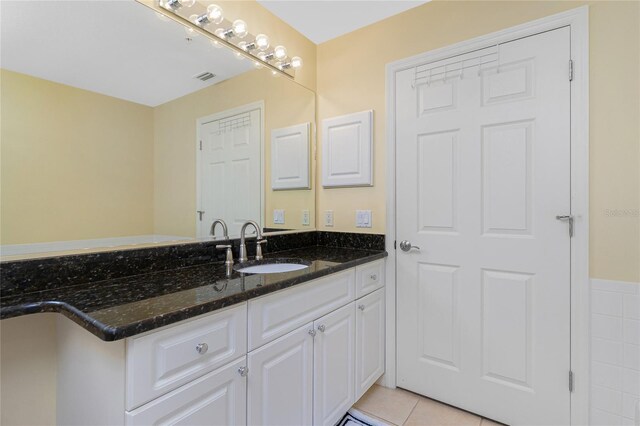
[358,304,365,311]
[370,274,377,281]
[195,343,208,354]
[317,324,326,333]
[238,366,248,377]
[308,329,316,337]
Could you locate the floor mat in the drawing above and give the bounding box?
[337,408,390,426]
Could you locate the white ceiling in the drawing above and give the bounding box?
[257,0,430,44]
[1,1,253,106]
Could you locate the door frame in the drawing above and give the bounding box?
[384,7,589,424]
[195,100,265,238]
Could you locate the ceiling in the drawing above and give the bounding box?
[0,1,253,107]
[257,0,430,44]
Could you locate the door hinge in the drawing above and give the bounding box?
[199,140,203,150]
[569,370,574,392]
[394,240,397,250]
[569,60,574,81]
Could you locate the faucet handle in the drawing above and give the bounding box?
[215,244,234,277]
[255,239,267,260]
[215,244,232,250]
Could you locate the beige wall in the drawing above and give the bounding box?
[0,70,155,245]
[153,68,316,236]
[316,1,640,282]
[0,314,57,426]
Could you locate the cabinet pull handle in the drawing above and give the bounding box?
[317,324,326,333]
[195,343,208,354]
[370,274,377,280]
[308,329,316,337]
[358,304,365,311]
[238,366,248,377]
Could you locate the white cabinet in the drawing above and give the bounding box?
[313,303,356,426]
[248,268,355,351]
[355,288,385,400]
[126,304,247,410]
[355,259,385,298]
[125,357,247,426]
[247,323,315,426]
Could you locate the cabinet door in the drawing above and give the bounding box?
[313,303,356,426]
[355,288,385,400]
[248,323,314,426]
[125,357,247,426]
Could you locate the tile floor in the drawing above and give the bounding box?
[353,385,506,426]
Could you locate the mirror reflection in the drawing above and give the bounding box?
[0,0,316,257]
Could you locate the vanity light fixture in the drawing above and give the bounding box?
[142,0,302,78]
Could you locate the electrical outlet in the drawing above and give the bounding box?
[324,210,334,227]
[273,209,285,224]
[302,210,310,226]
[356,210,372,228]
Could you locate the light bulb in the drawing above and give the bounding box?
[274,61,284,70]
[257,51,268,62]
[273,45,287,60]
[290,56,303,69]
[179,0,195,7]
[214,28,226,39]
[255,34,270,51]
[189,14,199,24]
[206,4,224,24]
[238,41,248,52]
[232,19,248,38]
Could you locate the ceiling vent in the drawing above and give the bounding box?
[194,72,216,82]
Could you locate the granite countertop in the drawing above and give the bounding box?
[0,246,386,341]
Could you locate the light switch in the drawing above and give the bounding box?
[302,210,310,226]
[356,210,372,228]
[273,209,285,224]
[324,210,334,227]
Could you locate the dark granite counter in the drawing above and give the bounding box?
[0,245,386,341]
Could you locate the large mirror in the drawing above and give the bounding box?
[0,0,316,258]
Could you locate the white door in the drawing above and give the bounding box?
[313,303,356,426]
[396,28,571,425]
[355,288,385,401]
[125,357,247,426]
[247,323,314,426]
[198,107,261,237]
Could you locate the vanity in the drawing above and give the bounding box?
[1,236,386,426]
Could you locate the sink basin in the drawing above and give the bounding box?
[234,258,311,274]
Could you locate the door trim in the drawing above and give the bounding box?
[195,100,265,238]
[384,7,589,424]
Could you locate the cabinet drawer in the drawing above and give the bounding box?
[126,357,247,426]
[126,303,247,410]
[355,259,385,298]
[248,268,355,351]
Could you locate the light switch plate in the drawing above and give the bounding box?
[324,210,334,227]
[302,210,310,226]
[356,210,372,228]
[273,209,285,224]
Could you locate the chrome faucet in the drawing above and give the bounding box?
[210,219,229,240]
[239,220,267,263]
[211,219,233,277]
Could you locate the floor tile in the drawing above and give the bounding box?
[404,398,482,426]
[354,385,419,425]
[480,419,504,426]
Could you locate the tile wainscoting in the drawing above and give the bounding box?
[591,279,640,426]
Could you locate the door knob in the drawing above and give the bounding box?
[399,240,420,252]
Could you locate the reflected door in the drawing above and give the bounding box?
[395,28,571,425]
[198,107,261,238]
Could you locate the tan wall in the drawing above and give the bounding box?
[153,68,316,236]
[316,1,640,282]
[0,314,57,426]
[0,70,155,245]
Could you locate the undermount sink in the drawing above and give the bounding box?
[234,258,311,274]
